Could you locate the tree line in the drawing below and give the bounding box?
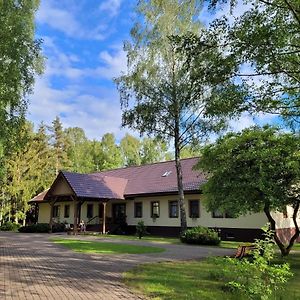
[1,115,199,225]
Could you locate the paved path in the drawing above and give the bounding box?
[0,232,233,299]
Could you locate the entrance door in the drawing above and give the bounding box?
[112,203,126,223]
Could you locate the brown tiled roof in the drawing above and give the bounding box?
[29,189,49,202]
[62,172,127,200]
[32,157,203,202]
[91,157,203,197]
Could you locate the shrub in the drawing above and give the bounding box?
[210,225,293,299]
[0,221,21,231]
[180,226,221,245]
[52,223,66,233]
[136,221,147,239]
[18,223,50,233]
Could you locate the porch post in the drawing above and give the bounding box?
[49,196,58,233]
[102,202,107,234]
[72,196,78,235]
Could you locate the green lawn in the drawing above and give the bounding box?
[87,234,181,244]
[124,253,300,300]
[86,234,249,248]
[53,238,165,254]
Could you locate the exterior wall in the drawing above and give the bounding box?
[38,203,51,223]
[51,177,73,195]
[38,200,113,226]
[38,201,74,224]
[38,194,300,241]
[126,194,268,229]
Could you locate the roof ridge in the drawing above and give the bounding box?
[90,156,200,175]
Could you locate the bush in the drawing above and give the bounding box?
[0,221,21,231]
[180,226,220,245]
[18,223,50,233]
[52,223,66,233]
[210,225,293,299]
[136,221,147,239]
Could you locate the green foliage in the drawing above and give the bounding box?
[207,0,300,129]
[0,0,43,156]
[180,226,221,245]
[52,222,66,233]
[50,116,70,174]
[210,227,293,299]
[0,221,21,231]
[197,126,300,255]
[136,221,147,239]
[18,223,50,233]
[116,0,238,234]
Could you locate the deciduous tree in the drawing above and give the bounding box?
[116,0,238,233]
[197,126,300,256]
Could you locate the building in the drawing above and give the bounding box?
[30,157,297,242]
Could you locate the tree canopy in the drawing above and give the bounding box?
[197,126,300,255]
[116,0,240,233]
[206,0,300,129]
[0,0,43,141]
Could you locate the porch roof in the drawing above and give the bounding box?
[60,172,127,200]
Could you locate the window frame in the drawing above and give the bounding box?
[87,203,94,219]
[168,200,179,218]
[189,200,200,218]
[64,204,70,218]
[134,202,143,218]
[52,205,60,218]
[151,201,160,218]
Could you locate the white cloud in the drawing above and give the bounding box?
[229,112,276,133]
[41,36,84,80]
[42,38,127,81]
[229,113,256,132]
[36,1,107,40]
[99,0,122,17]
[97,47,127,79]
[28,77,126,140]
[83,47,127,80]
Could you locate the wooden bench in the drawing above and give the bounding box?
[235,244,256,259]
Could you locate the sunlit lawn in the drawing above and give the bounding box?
[53,238,165,254]
[87,234,181,244]
[124,253,300,300]
[88,234,250,248]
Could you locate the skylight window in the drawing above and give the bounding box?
[162,171,172,177]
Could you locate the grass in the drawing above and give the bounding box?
[52,238,165,254]
[87,234,181,244]
[86,234,249,248]
[124,253,300,300]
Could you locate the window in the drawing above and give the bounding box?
[169,201,178,218]
[87,204,93,218]
[212,209,224,218]
[64,205,70,218]
[134,202,143,218]
[52,205,60,218]
[151,201,160,218]
[189,200,199,218]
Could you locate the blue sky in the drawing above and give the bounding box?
[28,0,134,140]
[28,0,275,140]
